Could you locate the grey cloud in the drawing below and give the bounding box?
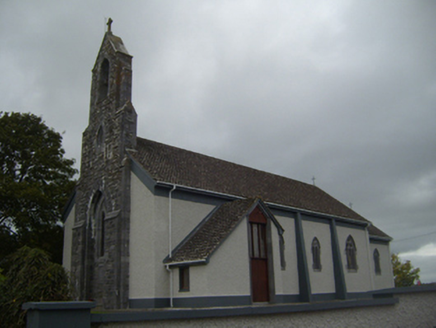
[1,0,435,281]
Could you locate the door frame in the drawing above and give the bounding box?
[247,206,275,303]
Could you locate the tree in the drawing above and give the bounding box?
[0,112,77,265]
[391,253,420,287]
[0,247,72,328]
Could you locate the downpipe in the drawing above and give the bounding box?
[167,185,176,307]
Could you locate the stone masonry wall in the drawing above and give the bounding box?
[71,31,136,309]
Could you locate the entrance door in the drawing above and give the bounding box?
[249,208,269,302]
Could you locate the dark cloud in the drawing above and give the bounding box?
[1,1,435,281]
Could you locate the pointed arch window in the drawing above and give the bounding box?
[90,191,106,257]
[98,59,110,101]
[345,235,358,271]
[312,237,322,271]
[373,248,381,275]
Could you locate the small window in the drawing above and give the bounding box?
[179,266,190,292]
[312,237,322,271]
[374,248,381,275]
[345,235,358,271]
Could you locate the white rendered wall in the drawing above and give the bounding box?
[130,172,220,299]
[370,242,395,290]
[167,196,217,255]
[129,172,157,299]
[175,217,251,298]
[173,213,301,300]
[273,215,299,296]
[336,226,372,293]
[62,205,75,273]
[270,219,282,295]
[302,220,335,294]
[152,193,216,298]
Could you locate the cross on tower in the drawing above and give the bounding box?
[107,18,113,32]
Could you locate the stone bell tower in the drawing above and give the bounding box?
[70,19,137,309]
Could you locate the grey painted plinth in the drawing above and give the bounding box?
[22,301,95,328]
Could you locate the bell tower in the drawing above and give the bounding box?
[70,19,137,309]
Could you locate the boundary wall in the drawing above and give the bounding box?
[23,285,436,328]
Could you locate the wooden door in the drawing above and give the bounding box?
[249,208,269,302]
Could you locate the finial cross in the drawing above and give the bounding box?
[107,18,113,32]
[312,176,316,186]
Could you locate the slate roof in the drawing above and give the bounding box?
[164,198,258,264]
[129,137,390,239]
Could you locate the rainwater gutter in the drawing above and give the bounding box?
[156,181,371,228]
[165,259,207,267]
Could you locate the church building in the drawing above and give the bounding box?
[62,23,394,310]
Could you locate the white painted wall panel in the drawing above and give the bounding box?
[152,194,216,297]
[302,220,335,294]
[337,226,372,293]
[271,220,283,294]
[175,217,251,297]
[170,196,217,254]
[129,172,157,299]
[131,177,217,299]
[274,215,299,296]
[370,243,394,290]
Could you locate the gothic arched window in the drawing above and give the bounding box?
[373,248,381,275]
[345,235,358,271]
[90,191,105,257]
[312,237,322,271]
[98,59,110,101]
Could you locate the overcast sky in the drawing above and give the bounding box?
[1,1,435,282]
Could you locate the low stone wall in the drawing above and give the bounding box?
[92,287,436,328]
[24,286,436,328]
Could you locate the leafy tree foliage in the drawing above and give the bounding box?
[0,247,73,328]
[392,253,420,287]
[0,112,77,264]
